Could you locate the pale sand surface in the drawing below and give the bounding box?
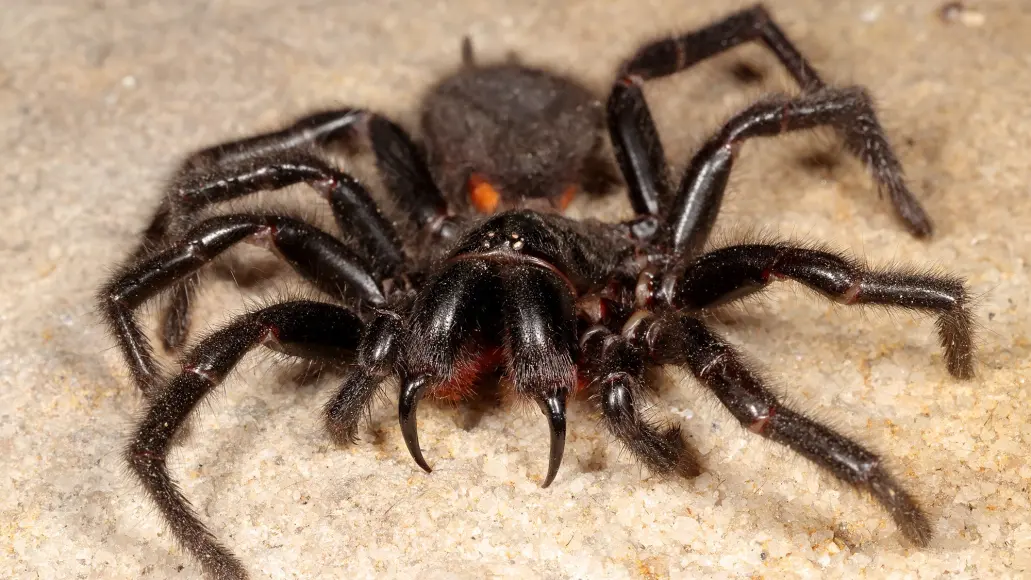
[2,1,1029,578]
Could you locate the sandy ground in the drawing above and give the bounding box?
[2,0,1029,578]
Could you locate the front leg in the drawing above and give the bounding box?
[151,108,453,249]
[324,311,404,445]
[579,325,701,478]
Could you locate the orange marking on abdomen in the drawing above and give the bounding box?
[557,184,577,210]
[468,173,501,214]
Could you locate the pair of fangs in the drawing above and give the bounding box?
[398,374,568,487]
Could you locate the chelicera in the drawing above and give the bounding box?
[99,6,975,579]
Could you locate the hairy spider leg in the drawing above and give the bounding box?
[138,150,401,350]
[131,108,460,350]
[364,113,460,239]
[605,4,932,242]
[143,107,450,254]
[663,89,931,256]
[663,242,974,378]
[171,153,405,270]
[637,313,934,545]
[125,301,364,580]
[324,311,404,444]
[606,4,822,220]
[621,5,824,87]
[579,325,702,478]
[98,214,383,397]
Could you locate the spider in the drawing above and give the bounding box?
[99,6,975,579]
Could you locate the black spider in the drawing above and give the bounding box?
[99,6,975,579]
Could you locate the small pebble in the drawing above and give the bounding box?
[939,2,986,27]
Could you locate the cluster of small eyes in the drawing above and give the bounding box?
[482,230,525,251]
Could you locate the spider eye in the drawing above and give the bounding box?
[467,173,501,213]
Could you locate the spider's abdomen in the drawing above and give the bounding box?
[420,62,603,208]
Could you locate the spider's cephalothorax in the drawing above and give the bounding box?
[100,6,975,579]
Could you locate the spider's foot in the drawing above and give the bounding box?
[867,465,934,546]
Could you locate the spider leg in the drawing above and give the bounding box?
[607,4,823,222]
[158,108,457,247]
[139,152,401,351]
[662,242,974,379]
[126,200,200,351]
[141,108,460,348]
[169,153,404,272]
[638,313,933,546]
[362,111,461,240]
[134,110,400,261]
[607,6,930,243]
[664,89,931,255]
[98,213,384,396]
[621,5,823,87]
[160,272,199,352]
[324,311,403,444]
[125,300,364,580]
[606,76,672,224]
[580,326,702,478]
